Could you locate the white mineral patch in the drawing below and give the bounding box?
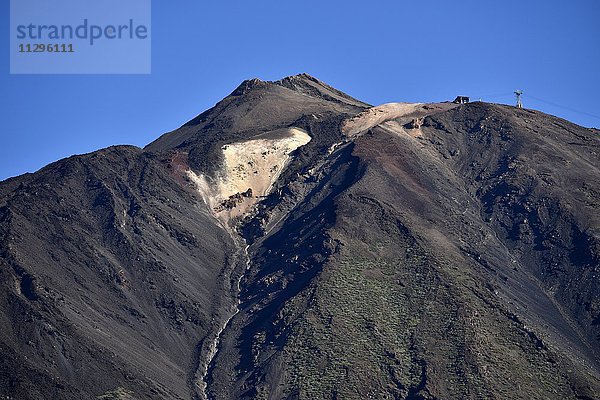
[187,127,311,223]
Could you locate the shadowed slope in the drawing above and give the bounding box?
[206,102,600,399]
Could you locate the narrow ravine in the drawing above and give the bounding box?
[186,128,313,399]
[199,241,251,400]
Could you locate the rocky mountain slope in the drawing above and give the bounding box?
[0,74,598,399]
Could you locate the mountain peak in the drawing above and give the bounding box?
[230,77,267,96]
[275,73,370,108]
[277,72,320,83]
[227,73,368,108]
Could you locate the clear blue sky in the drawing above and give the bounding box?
[1,0,599,180]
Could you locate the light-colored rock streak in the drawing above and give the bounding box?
[199,243,250,400]
[341,102,462,139]
[341,102,424,137]
[186,128,310,399]
[187,127,311,222]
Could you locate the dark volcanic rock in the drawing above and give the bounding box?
[0,146,237,399]
[1,75,599,399]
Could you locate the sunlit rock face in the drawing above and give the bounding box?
[186,127,311,223]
